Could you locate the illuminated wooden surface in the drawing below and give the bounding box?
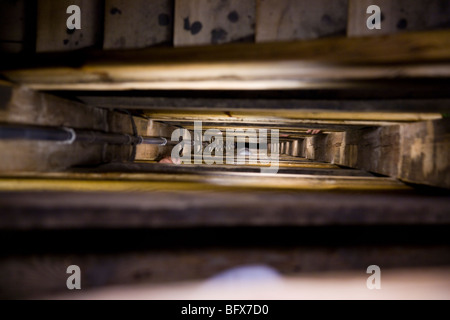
[0,171,410,192]
[2,30,450,90]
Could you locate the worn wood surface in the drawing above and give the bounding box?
[3,189,449,229]
[256,0,348,42]
[0,226,448,299]
[104,0,174,49]
[74,161,372,177]
[0,172,410,193]
[0,85,173,171]
[36,0,103,52]
[399,119,450,188]
[4,29,450,90]
[174,0,255,46]
[0,85,109,171]
[307,119,450,188]
[0,85,106,129]
[167,121,378,133]
[77,96,450,114]
[348,0,450,37]
[140,110,440,126]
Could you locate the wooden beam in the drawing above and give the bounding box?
[140,110,441,124]
[134,119,178,161]
[163,121,376,132]
[76,96,450,113]
[308,119,450,188]
[0,170,411,192]
[0,85,173,171]
[0,190,449,229]
[74,161,374,177]
[2,30,450,90]
[399,119,450,188]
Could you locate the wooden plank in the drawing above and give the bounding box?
[0,85,180,166]
[76,96,450,114]
[0,172,410,192]
[74,162,372,177]
[174,0,255,46]
[308,119,450,188]
[36,0,103,52]
[3,29,450,90]
[256,0,348,42]
[0,85,153,172]
[0,86,106,129]
[165,121,376,133]
[139,110,441,124]
[142,115,410,127]
[103,0,174,49]
[348,0,450,37]
[3,190,449,229]
[399,119,450,188]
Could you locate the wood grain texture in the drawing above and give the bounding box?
[75,161,371,176]
[0,85,160,171]
[76,96,450,113]
[0,190,448,229]
[174,0,255,46]
[36,0,103,52]
[3,29,450,90]
[0,172,410,192]
[399,119,450,188]
[348,0,450,37]
[139,110,440,127]
[256,0,348,42]
[308,119,450,188]
[103,0,174,49]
